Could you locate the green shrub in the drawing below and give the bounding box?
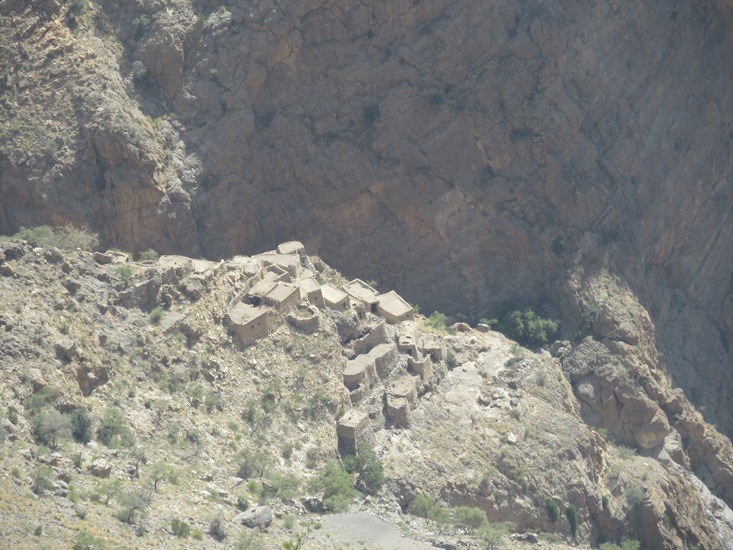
[625,484,644,507]
[342,448,384,495]
[565,504,578,538]
[479,522,514,550]
[57,224,99,251]
[305,391,334,420]
[307,460,358,513]
[149,307,164,325]
[261,379,281,413]
[264,473,300,501]
[497,309,559,348]
[72,452,84,469]
[69,0,87,15]
[235,531,265,550]
[171,518,191,538]
[426,311,448,331]
[73,530,106,550]
[617,445,636,460]
[545,498,559,523]
[31,465,54,495]
[11,224,98,252]
[209,513,227,541]
[97,407,135,448]
[236,495,249,511]
[446,349,457,369]
[247,480,260,495]
[32,408,71,449]
[70,407,92,443]
[132,15,152,37]
[115,265,133,287]
[407,494,434,518]
[599,541,641,550]
[7,406,18,424]
[12,226,55,247]
[242,399,260,424]
[453,506,488,531]
[281,443,293,460]
[205,393,223,413]
[138,248,159,261]
[26,386,59,412]
[363,104,380,125]
[602,495,610,510]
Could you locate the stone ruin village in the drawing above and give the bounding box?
[158,241,447,457]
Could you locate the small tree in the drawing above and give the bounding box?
[91,479,121,505]
[130,448,147,479]
[98,407,135,448]
[566,504,578,538]
[479,522,514,550]
[70,407,92,443]
[31,408,70,449]
[343,448,384,495]
[149,462,170,492]
[545,498,559,523]
[453,506,488,531]
[56,224,98,251]
[235,449,269,479]
[116,490,150,524]
[307,460,357,513]
[407,494,450,530]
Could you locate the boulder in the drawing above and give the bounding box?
[89,459,113,478]
[55,338,77,361]
[236,505,272,528]
[301,496,325,513]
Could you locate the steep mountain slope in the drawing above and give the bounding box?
[1,0,732,469]
[1,239,733,549]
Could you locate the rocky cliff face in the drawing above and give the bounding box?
[1,1,732,438]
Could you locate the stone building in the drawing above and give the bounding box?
[321,284,350,311]
[377,290,413,323]
[337,409,374,454]
[225,302,272,345]
[297,276,325,308]
[343,279,380,313]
